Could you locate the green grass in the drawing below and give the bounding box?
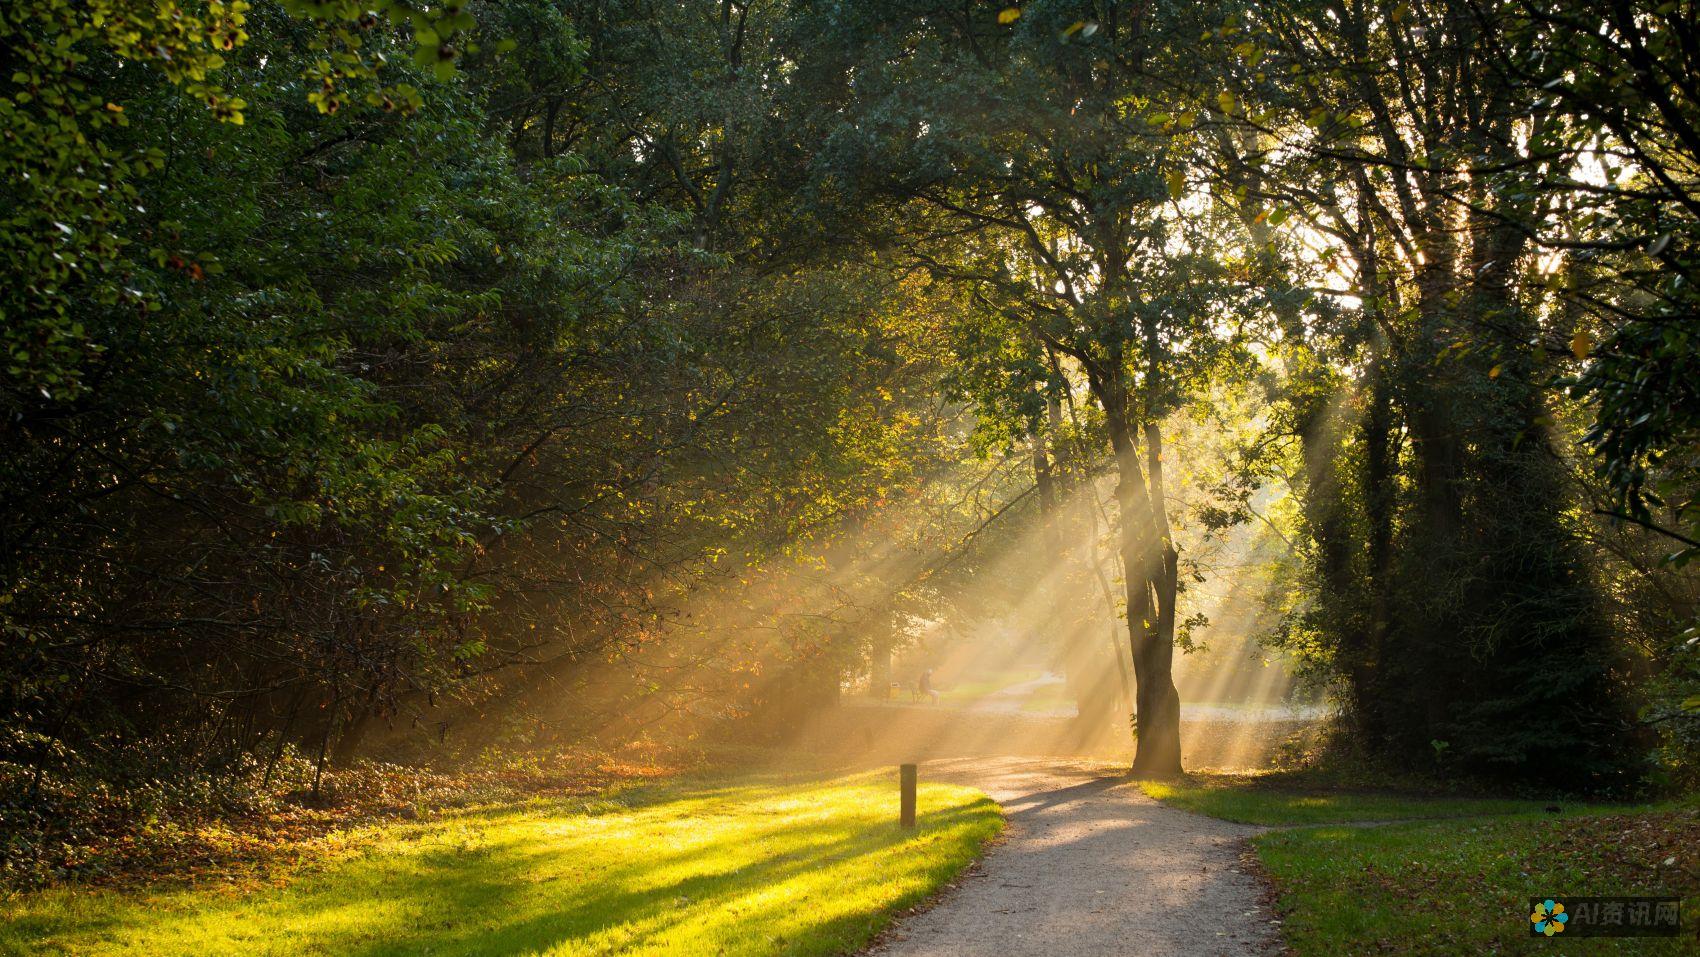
[938,668,1042,701]
[1,771,1002,957]
[1138,773,1552,825]
[1258,809,1698,955]
[1143,773,1698,954]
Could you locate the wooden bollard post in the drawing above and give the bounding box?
[900,763,917,829]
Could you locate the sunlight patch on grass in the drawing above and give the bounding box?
[1,771,1002,957]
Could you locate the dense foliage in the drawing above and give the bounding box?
[0,0,984,882]
[1195,0,1700,786]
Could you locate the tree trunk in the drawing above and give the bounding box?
[1102,402,1182,777]
[541,97,560,159]
[1135,420,1183,777]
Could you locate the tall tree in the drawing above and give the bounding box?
[797,0,1271,774]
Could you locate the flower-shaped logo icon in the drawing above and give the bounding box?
[1530,899,1569,936]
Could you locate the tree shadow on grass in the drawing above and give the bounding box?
[18,781,999,957]
[300,800,993,957]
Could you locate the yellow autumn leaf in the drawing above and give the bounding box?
[1489,363,1503,378]
[1216,90,1236,115]
[1571,327,1593,360]
[1167,170,1186,200]
[998,7,1021,24]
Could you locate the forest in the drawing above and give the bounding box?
[2,0,1698,954]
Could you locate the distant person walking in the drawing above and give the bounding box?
[917,669,940,705]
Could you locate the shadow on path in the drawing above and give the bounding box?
[865,758,1282,957]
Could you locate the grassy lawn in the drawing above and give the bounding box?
[1137,773,1554,825]
[1260,809,1698,955]
[938,668,1042,702]
[1015,683,1075,713]
[1143,774,1699,955]
[1,771,1002,957]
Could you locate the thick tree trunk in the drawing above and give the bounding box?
[1135,420,1183,777]
[1104,409,1182,777]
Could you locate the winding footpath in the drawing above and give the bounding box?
[867,759,1281,957]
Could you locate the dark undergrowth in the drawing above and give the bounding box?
[0,742,693,893]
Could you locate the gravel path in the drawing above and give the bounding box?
[867,758,1281,957]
